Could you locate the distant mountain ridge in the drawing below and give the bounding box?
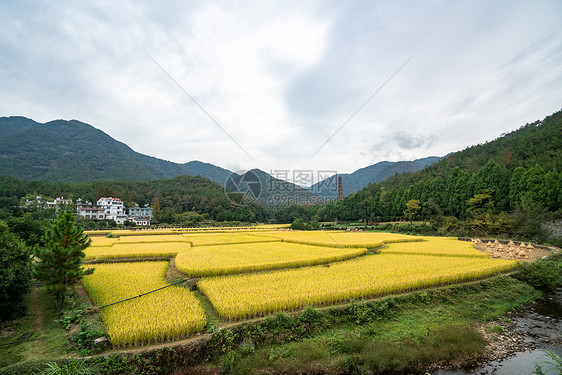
[0,116,233,185]
[227,168,319,207]
[310,157,442,198]
[0,116,443,206]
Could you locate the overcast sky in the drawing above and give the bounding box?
[1,1,561,183]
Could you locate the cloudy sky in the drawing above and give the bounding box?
[1,1,561,183]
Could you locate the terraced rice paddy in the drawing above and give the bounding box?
[198,253,518,320]
[258,230,423,248]
[379,237,490,257]
[82,262,206,346]
[84,242,191,260]
[174,242,367,276]
[81,228,519,345]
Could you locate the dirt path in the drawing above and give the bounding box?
[31,285,45,335]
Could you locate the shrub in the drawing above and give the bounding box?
[515,255,562,292]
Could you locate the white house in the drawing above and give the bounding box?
[47,197,73,206]
[97,197,127,224]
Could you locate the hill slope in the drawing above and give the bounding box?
[310,157,441,198]
[330,109,562,222]
[0,117,233,185]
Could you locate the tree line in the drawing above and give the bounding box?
[0,175,269,226]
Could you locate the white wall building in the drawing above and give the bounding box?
[128,204,153,220]
[97,197,127,224]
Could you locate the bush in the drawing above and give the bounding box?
[514,255,562,292]
[71,323,105,355]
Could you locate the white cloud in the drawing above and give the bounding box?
[0,0,561,178]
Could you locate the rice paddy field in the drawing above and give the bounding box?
[181,233,280,246]
[85,242,191,260]
[82,262,206,346]
[174,242,367,277]
[198,253,517,320]
[80,228,519,346]
[379,237,491,258]
[257,230,423,248]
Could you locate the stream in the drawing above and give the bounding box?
[434,289,562,375]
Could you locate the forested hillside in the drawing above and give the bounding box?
[313,110,562,241]
[0,175,268,225]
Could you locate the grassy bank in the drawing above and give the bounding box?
[0,285,105,372]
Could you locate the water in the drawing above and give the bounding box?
[434,290,562,375]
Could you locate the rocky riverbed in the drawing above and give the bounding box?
[429,289,562,375]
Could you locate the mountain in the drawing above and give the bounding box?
[0,116,39,137]
[226,169,319,206]
[310,157,442,198]
[0,117,233,185]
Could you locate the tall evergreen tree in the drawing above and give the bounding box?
[34,211,93,310]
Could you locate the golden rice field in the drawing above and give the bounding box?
[82,261,206,346]
[107,229,179,236]
[258,230,423,248]
[379,237,490,257]
[84,242,191,260]
[82,230,520,343]
[182,233,280,247]
[174,242,367,277]
[198,253,518,320]
[87,224,291,237]
[89,236,119,247]
[116,234,192,244]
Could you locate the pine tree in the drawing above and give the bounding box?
[34,211,93,310]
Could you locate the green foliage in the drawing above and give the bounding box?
[70,323,105,355]
[290,217,319,230]
[514,254,562,292]
[0,222,31,321]
[55,308,83,330]
[491,325,505,334]
[532,351,562,375]
[34,211,94,310]
[98,354,133,375]
[329,332,364,355]
[298,306,324,327]
[5,213,46,247]
[39,361,92,375]
[219,351,242,372]
[404,199,420,223]
[512,196,548,240]
[268,346,291,361]
[0,174,269,224]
